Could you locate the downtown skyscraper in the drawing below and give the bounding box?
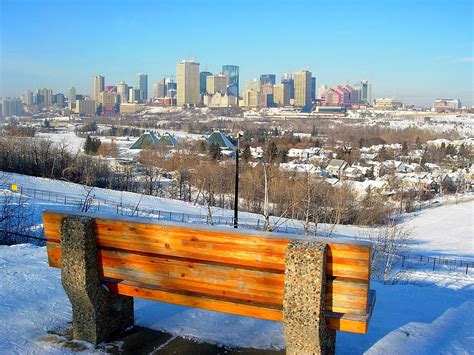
[92,75,105,106]
[137,73,148,101]
[176,60,200,106]
[222,65,239,97]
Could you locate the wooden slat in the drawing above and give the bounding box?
[46,241,369,314]
[103,280,371,333]
[43,211,371,279]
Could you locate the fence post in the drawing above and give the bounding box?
[467,263,469,275]
[432,257,436,271]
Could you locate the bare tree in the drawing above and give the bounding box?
[368,216,413,283]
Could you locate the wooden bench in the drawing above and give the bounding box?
[43,211,375,354]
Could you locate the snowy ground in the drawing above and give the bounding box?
[0,172,473,354]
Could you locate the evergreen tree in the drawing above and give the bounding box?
[83,135,101,155]
[208,142,221,160]
[198,140,207,153]
[415,136,422,149]
[241,144,252,161]
[311,124,318,137]
[402,141,408,154]
[265,141,279,163]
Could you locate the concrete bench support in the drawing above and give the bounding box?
[283,240,336,355]
[60,216,134,344]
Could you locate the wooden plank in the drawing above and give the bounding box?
[103,280,284,322]
[43,211,371,280]
[46,241,369,314]
[103,280,370,333]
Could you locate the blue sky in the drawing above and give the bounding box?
[1,0,473,106]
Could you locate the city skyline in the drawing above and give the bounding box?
[1,0,473,106]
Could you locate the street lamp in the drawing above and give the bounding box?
[233,133,242,228]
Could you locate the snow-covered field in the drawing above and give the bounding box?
[0,172,473,354]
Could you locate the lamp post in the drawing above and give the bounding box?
[233,133,241,228]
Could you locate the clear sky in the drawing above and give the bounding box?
[1,0,473,106]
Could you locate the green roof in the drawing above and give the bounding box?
[159,133,177,147]
[129,131,160,149]
[207,131,235,150]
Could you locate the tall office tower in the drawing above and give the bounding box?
[37,88,53,106]
[311,77,316,101]
[24,90,34,106]
[222,65,239,97]
[200,71,212,94]
[99,91,117,112]
[357,80,371,104]
[117,81,129,104]
[128,87,141,103]
[55,93,65,107]
[243,90,260,108]
[273,83,290,106]
[261,83,274,108]
[68,87,76,104]
[281,78,295,99]
[206,74,228,94]
[260,74,276,86]
[137,73,148,101]
[93,75,105,105]
[176,60,200,106]
[153,80,166,98]
[246,79,261,92]
[293,70,312,107]
[1,97,23,116]
[76,99,96,115]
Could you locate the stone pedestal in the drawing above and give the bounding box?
[60,216,134,345]
[283,240,336,355]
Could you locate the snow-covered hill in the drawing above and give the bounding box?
[0,172,473,354]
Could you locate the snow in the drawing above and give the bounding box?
[0,172,473,353]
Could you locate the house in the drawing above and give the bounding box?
[326,159,349,178]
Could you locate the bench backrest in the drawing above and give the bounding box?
[43,211,374,334]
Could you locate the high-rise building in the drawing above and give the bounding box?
[137,73,148,101]
[281,74,295,99]
[246,79,260,92]
[200,71,212,94]
[99,91,117,112]
[68,87,76,104]
[36,88,53,106]
[260,74,276,87]
[243,90,260,108]
[176,60,200,106]
[206,74,228,95]
[320,84,360,107]
[117,81,128,104]
[261,83,274,108]
[76,99,96,115]
[54,93,65,107]
[311,77,316,101]
[433,98,461,111]
[153,80,166,98]
[273,83,290,106]
[293,70,312,107]
[317,85,329,99]
[105,85,117,93]
[23,90,34,106]
[1,98,23,116]
[222,65,239,97]
[93,75,105,104]
[354,80,371,104]
[128,87,141,103]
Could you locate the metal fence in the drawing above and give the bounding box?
[1,184,473,275]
